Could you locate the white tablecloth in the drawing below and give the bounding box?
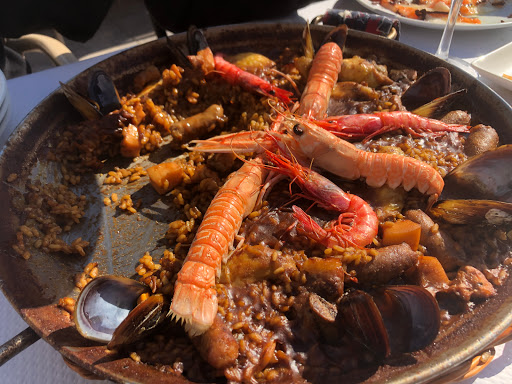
[1,0,511,382]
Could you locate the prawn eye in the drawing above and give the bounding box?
[293,124,304,136]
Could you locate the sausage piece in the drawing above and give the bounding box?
[196,315,239,369]
[405,209,463,271]
[350,243,418,285]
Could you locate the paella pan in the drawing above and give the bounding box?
[1,23,512,384]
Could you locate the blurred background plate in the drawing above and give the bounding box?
[355,0,512,30]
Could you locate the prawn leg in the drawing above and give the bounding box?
[170,158,268,336]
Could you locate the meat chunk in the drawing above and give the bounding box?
[446,266,496,301]
[405,209,463,271]
[224,244,298,284]
[120,124,143,158]
[301,257,345,300]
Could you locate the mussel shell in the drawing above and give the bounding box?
[372,285,440,354]
[74,275,150,343]
[429,199,512,225]
[187,25,209,55]
[442,145,512,202]
[87,70,121,116]
[412,89,466,119]
[60,81,102,120]
[166,36,193,69]
[108,294,169,349]
[338,290,390,358]
[401,67,451,111]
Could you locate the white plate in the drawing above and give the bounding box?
[355,0,512,30]
[471,42,512,91]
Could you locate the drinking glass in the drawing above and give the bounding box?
[435,0,478,76]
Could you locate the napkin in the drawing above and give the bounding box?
[312,8,401,40]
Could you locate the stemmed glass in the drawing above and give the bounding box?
[434,0,478,76]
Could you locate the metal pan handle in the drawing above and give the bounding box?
[0,327,40,366]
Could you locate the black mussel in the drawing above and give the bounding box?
[373,285,440,354]
[337,285,440,358]
[61,70,121,120]
[429,199,512,225]
[442,145,512,202]
[187,25,208,56]
[166,36,193,69]
[87,70,121,116]
[108,294,170,349]
[74,275,150,343]
[338,290,390,358]
[401,67,451,111]
[412,89,467,119]
[60,81,103,120]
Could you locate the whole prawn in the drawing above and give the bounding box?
[172,26,294,105]
[170,158,268,336]
[317,111,470,142]
[214,55,294,105]
[297,25,347,118]
[266,151,378,248]
[278,115,445,197]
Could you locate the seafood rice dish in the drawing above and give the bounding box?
[6,25,512,383]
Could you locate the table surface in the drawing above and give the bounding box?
[1,0,511,382]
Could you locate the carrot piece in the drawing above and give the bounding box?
[415,255,450,287]
[147,160,185,195]
[381,219,421,251]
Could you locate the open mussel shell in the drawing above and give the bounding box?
[187,25,208,56]
[372,285,440,354]
[442,145,512,202]
[108,293,170,350]
[401,67,451,111]
[429,199,512,225]
[338,290,390,358]
[87,70,122,116]
[337,286,440,358]
[74,275,150,343]
[60,81,103,121]
[60,70,121,120]
[412,89,467,118]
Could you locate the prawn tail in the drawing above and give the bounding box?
[170,260,218,336]
[170,281,218,337]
